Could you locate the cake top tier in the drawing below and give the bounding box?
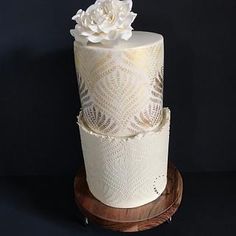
[75,31,163,50]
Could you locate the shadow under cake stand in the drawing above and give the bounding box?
[74,163,183,232]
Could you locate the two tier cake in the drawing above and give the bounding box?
[71,0,170,208]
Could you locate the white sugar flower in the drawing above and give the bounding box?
[70,0,137,46]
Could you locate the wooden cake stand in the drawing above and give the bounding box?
[74,163,183,232]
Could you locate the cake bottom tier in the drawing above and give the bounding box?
[77,108,171,208]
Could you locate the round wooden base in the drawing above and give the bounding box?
[74,163,183,232]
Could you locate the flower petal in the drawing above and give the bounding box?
[88,33,105,43]
[86,3,97,14]
[98,19,118,33]
[108,30,119,40]
[120,29,132,40]
[121,0,132,13]
[72,9,83,21]
[121,12,137,28]
[70,29,88,45]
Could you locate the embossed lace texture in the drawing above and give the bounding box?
[74,41,164,137]
[78,108,170,208]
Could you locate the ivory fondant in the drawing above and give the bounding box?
[78,108,170,208]
[74,31,164,137]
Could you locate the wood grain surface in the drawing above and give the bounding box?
[74,163,183,232]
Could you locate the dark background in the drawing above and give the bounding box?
[0,0,236,235]
[1,0,236,175]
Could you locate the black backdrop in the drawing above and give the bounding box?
[0,0,236,175]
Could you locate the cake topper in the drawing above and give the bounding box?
[70,0,137,46]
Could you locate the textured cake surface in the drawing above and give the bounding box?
[78,108,170,208]
[74,31,164,137]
